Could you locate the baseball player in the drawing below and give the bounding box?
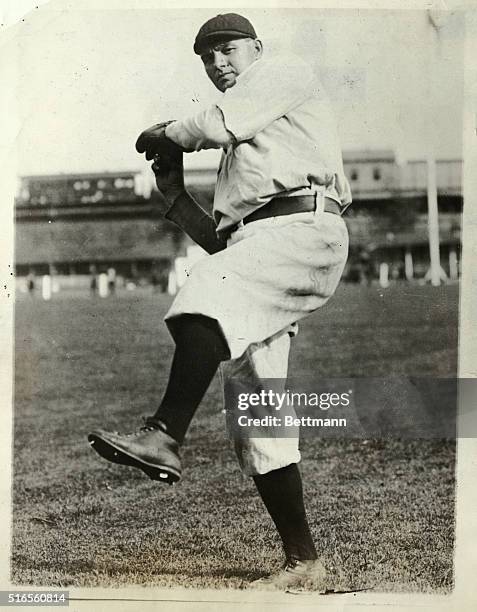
[89,13,351,591]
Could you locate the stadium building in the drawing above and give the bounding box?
[14,151,462,290]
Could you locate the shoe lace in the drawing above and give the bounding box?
[284,558,306,572]
[123,416,159,437]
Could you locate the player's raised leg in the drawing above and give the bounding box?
[88,313,230,483]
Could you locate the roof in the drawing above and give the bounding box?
[20,171,140,182]
[343,150,396,163]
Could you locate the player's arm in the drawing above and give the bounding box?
[165,106,234,151]
[151,152,227,254]
[136,115,232,163]
[165,192,227,255]
[165,56,315,150]
[217,56,316,141]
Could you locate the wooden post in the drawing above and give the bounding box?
[379,262,389,288]
[42,275,52,301]
[427,156,441,286]
[404,249,414,281]
[449,248,459,280]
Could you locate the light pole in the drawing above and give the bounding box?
[426,9,449,286]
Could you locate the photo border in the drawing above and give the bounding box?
[1,1,476,610]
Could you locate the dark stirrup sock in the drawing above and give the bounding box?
[253,463,318,562]
[149,314,230,444]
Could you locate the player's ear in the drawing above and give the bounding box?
[253,39,263,59]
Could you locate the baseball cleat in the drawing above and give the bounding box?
[87,420,182,484]
[249,558,328,592]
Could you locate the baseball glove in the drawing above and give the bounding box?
[135,121,186,161]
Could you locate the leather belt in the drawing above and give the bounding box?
[243,195,341,225]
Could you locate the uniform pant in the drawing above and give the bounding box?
[220,325,302,475]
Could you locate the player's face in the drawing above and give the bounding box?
[201,38,263,92]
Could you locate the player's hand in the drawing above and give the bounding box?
[136,121,185,161]
[151,151,185,209]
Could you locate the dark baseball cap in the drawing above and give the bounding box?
[193,13,257,55]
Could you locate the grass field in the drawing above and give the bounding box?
[12,283,458,592]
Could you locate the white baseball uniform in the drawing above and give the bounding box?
[163,53,351,474]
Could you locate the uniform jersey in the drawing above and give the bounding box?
[166,53,352,233]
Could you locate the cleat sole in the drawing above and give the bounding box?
[87,433,181,484]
